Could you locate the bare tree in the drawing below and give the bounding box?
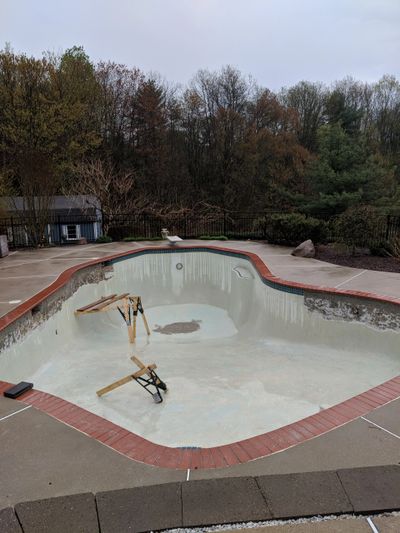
[66,159,150,234]
[279,81,327,151]
[10,151,59,246]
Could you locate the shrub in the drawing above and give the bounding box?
[389,235,400,258]
[95,235,112,243]
[198,235,228,240]
[261,213,327,246]
[369,241,392,257]
[334,205,381,253]
[122,236,164,242]
[224,231,261,240]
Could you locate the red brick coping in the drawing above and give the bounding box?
[1,245,400,469]
[1,377,400,469]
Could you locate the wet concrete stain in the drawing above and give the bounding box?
[153,319,202,335]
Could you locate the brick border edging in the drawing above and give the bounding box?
[2,466,400,532]
[1,376,400,469]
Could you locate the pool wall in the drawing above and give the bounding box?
[2,249,399,388]
[1,246,400,352]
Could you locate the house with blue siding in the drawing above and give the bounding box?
[0,196,103,248]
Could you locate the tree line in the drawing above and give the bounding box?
[0,44,399,219]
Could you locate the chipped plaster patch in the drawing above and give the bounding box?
[305,292,400,331]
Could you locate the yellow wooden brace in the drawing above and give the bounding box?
[96,362,157,397]
[75,294,151,344]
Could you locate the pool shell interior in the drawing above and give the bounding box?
[1,246,400,467]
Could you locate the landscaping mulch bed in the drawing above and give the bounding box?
[316,245,400,273]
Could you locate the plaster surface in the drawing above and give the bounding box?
[1,250,399,447]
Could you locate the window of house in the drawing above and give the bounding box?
[63,224,81,240]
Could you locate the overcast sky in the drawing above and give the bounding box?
[1,0,399,89]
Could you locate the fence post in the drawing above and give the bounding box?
[57,215,62,245]
[101,209,106,237]
[386,214,391,241]
[10,217,15,246]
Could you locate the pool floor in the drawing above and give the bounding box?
[14,302,399,448]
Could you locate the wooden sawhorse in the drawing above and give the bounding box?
[96,355,167,403]
[75,294,150,343]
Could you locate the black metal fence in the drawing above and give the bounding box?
[1,211,400,250]
[105,213,267,241]
[326,214,400,247]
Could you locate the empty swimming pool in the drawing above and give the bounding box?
[1,249,399,448]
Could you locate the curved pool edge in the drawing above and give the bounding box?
[1,376,400,469]
[1,244,399,335]
[1,244,400,469]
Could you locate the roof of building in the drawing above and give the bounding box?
[1,195,101,212]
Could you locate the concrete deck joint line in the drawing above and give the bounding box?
[367,516,380,533]
[334,269,367,288]
[0,248,91,268]
[0,405,31,422]
[361,416,400,440]
[0,274,59,280]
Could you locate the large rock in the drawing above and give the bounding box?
[291,239,315,258]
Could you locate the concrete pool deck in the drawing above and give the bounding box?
[1,241,400,524]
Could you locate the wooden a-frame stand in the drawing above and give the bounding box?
[96,355,167,403]
[75,294,150,343]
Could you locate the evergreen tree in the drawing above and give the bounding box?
[304,123,395,216]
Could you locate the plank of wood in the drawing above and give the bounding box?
[75,294,117,313]
[123,297,135,343]
[131,298,137,340]
[132,364,157,379]
[131,355,145,369]
[96,363,157,397]
[130,356,156,379]
[141,312,151,336]
[96,374,133,396]
[91,293,130,312]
